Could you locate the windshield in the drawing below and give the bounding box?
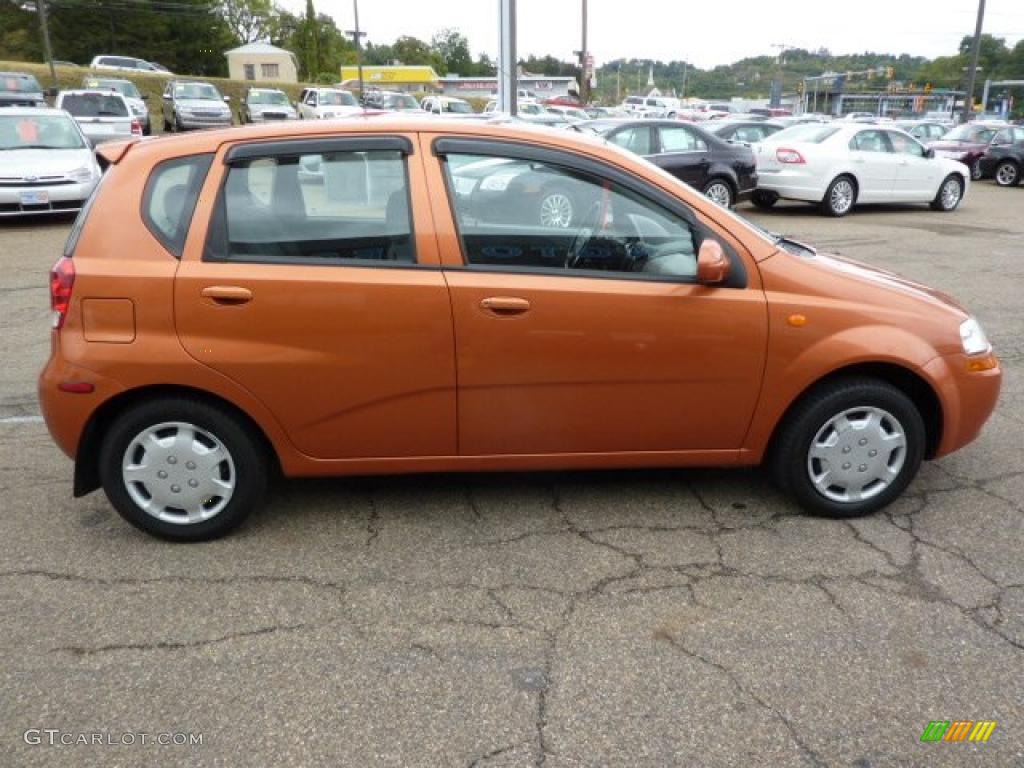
[320,91,357,106]
[1,74,42,93]
[769,124,840,143]
[61,93,129,117]
[86,79,140,98]
[249,90,289,106]
[943,124,996,143]
[445,100,473,114]
[174,83,221,101]
[0,114,85,150]
[382,93,419,109]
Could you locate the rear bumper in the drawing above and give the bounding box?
[38,338,124,460]
[754,168,826,202]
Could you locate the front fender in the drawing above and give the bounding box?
[742,320,944,460]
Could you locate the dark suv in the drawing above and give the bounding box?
[978,126,1024,187]
[579,119,757,208]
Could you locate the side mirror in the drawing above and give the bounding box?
[924,147,935,159]
[222,95,231,103]
[162,94,171,100]
[696,239,730,285]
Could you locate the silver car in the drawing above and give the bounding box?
[161,80,232,132]
[55,90,137,145]
[81,76,151,134]
[0,107,101,217]
[239,87,297,123]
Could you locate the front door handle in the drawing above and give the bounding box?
[201,285,253,304]
[480,296,531,315]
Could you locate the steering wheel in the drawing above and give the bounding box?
[564,201,604,269]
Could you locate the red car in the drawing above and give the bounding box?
[928,122,1008,180]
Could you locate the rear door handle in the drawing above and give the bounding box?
[480,296,531,315]
[201,285,253,304]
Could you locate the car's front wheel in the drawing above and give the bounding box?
[970,158,982,181]
[994,160,1020,187]
[930,174,964,211]
[99,397,268,541]
[771,378,925,518]
[538,187,575,228]
[821,175,856,217]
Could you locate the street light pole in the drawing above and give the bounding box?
[961,0,986,123]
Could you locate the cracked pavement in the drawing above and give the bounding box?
[1,184,1022,767]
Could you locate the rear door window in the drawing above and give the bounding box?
[61,93,128,117]
[142,154,214,257]
[206,144,414,265]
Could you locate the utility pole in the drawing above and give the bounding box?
[498,0,517,115]
[573,0,589,105]
[961,0,986,123]
[35,0,56,87]
[345,0,366,99]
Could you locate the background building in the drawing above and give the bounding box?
[225,42,299,84]
[439,74,579,101]
[338,65,441,92]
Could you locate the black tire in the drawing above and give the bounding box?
[751,190,779,209]
[970,158,982,181]
[142,122,151,136]
[173,113,184,133]
[98,397,268,541]
[770,377,925,518]
[820,174,856,217]
[994,160,1021,187]
[929,174,964,212]
[702,178,735,208]
[162,117,171,133]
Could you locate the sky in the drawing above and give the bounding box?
[279,0,1024,70]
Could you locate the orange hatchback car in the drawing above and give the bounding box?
[39,118,1002,540]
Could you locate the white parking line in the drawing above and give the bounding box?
[0,416,44,424]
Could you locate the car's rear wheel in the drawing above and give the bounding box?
[99,398,267,541]
[771,378,925,518]
[994,160,1020,187]
[751,190,779,209]
[702,178,734,208]
[930,174,964,211]
[821,175,856,217]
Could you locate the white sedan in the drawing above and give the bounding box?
[750,123,970,216]
[0,107,101,217]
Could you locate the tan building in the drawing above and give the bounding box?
[225,42,299,84]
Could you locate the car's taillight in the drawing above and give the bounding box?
[776,148,806,164]
[50,256,75,330]
[131,119,142,136]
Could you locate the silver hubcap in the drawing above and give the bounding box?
[940,178,961,209]
[122,421,236,525]
[539,193,573,228]
[996,163,1017,185]
[830,180,854,213]
[705,182,732,207]
[806,407,907,503]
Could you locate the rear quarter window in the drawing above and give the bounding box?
[141,154,214,258]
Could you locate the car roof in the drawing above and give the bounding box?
[0,106,66,116]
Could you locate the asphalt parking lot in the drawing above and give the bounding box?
[1,183,1022,767]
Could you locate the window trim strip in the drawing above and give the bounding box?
[224,136,413,164]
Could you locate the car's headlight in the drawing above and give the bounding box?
[67,165,96,184]
[960,317,991,355]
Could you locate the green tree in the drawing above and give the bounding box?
[431,28,473,75]
[219,0,274,44]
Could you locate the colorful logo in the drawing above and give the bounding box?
[920,720,997,742]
